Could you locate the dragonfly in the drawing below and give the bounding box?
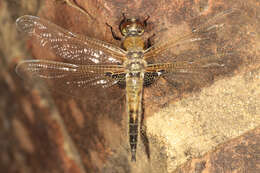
[15,9,239,161]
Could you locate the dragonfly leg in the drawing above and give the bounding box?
[119,12,127,30]
[106,23,122,41]
[143,15,150,27]
[146,33,156,48]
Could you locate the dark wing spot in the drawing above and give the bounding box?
[144,71,165,86]
[111,73,126,88]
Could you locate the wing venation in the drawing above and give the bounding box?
[16,15,126,65]
[16,60,125,97]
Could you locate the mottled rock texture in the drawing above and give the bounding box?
[0,0,259,173]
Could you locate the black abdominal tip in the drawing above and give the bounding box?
[131,153,136,162]
[131,156,136,162]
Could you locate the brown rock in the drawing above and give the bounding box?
[0,0,259,172]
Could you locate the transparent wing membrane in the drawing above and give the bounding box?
[16,60,125,97]
[146,53,231,73]
[16,15,126,65]
[144,52,240,89]
[144,8,240,60]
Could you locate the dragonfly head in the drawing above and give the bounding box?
[119,17,145,37]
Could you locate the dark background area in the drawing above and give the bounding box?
[0,0,259,173]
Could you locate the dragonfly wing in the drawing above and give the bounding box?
[16,60,125,98]
[16,15,126,65]
[144,8,242,62]
[145,53,240,90]
[144,9,244,90]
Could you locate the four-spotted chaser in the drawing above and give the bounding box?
[15,9,239,161]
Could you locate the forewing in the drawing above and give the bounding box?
[16,15,126,65]
[16,60,125,98]
[144,8,242,61]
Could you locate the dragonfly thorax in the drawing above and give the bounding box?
[124,58,147,73]
[127,51,144,59]
[123,36,145,51]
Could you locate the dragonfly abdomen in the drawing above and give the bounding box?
[125,73,144,161]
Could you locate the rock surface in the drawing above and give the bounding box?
[0,0,259,173]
